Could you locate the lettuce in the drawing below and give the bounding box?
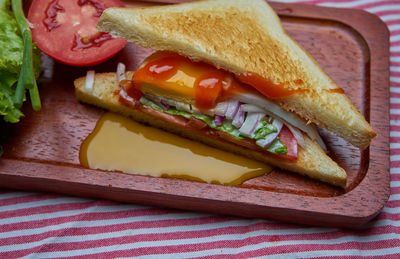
[0,0,23,72]
[253,121,277,140]
[139,97,288,155]
[0,0,24,123]
[139,97,242,138]
[0,0,41,123]
[266,138,287,155]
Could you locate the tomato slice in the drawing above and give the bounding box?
[28,0,127,66]
[278,125,298,159]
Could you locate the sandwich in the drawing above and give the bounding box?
[74,0,376,187]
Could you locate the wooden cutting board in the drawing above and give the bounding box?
[0,0,390,228]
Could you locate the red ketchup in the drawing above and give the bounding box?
[124,52,343,109]
[194,71,225,109]
[127,52,249,109]
[237,72,302,99]
[144,54,183,80]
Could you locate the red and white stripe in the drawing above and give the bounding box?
[0,0,399,257]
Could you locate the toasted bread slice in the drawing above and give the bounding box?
[74,72,347,187]
[97,0,376,149]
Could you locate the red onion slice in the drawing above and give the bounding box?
[273,119,284,133]
[239,112,265,137]
[84,70,95,93]
[240,103,265,113]
[116,62,126,83]
[214,115,224,126]
[144,94,162,103]
[225,100,240,120]
[214,101,229,116]
[159,101,170,110]
[237,93,326,152]
[232,106,245,128]
[145,94,195,113]
[144,94,169,110]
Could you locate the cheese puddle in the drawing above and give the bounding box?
[80,112,272,185]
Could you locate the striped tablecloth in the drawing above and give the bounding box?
[1,0,399,257]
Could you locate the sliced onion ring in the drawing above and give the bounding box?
[240,103,265,113]
[214,101,228,116]
[116,62,126,83]
[225,100,240,120]
[236,93,327,152]
[232,106,245,128]
[84,70,95,93]
[239,112,264,137]
[214,115,224,126]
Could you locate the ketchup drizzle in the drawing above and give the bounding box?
[194,71,225,109]
[144,54,184,81]
[238,72,302,99]
[127,52,346,111]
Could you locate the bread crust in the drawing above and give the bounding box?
[74,72,347,187]
[97,0,376,149]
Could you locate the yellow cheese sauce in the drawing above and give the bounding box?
[80,112,272,185]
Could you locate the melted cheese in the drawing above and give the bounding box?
[80,113,272,185]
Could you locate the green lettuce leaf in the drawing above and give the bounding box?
[253,121,277,140]
[139,97,289,155]
[0,70,23,123]
[0,0,41,124]
[0,0,23,73]
[266,138,287,155]
[139,97,242,138]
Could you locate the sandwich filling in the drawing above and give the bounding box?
[116,52,327,159]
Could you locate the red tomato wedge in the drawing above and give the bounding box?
[28,0,127,66]
[278,125,298,159]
